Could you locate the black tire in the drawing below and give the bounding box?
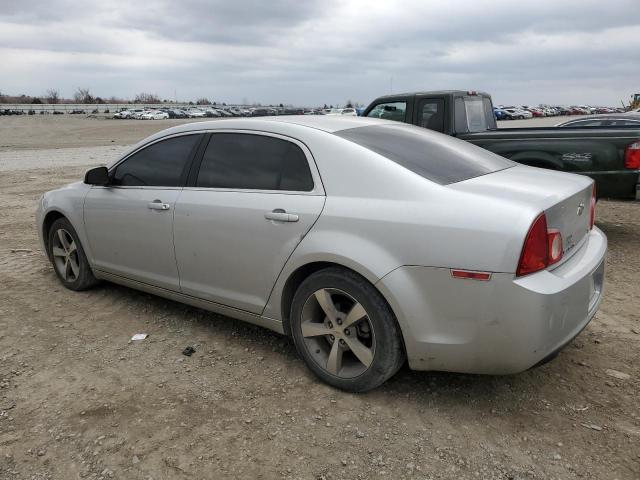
[47,217,98,291]
[290,267,405,392]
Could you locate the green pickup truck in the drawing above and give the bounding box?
[362,91,640,199]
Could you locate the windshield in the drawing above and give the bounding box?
[334,124,513,185]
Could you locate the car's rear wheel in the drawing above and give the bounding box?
[290,267,405,392]
[47,217,98,291]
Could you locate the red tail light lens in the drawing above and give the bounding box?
[589,183,596,229]
[517,214,549,276]
[625,141,640,169]
[516,213,564,277]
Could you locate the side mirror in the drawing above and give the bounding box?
[84,166,110,186]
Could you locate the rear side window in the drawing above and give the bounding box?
[366,102,407,122]
[112,134,200,187]
[196,133,314,191]
[335,124,513,185]
[417,99,444,132]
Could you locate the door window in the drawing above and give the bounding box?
[112,134,201,186]
[417,99,444,132]
[366,102,407,122]
[196,133,314,191]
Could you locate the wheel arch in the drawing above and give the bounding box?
[276,260,407,359]
[42,210,67,258]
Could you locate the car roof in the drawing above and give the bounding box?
[369,90,491,101]
[114,116,401,163]
[178,116,396,134]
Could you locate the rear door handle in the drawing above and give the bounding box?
[147,200,171,211]
[264,209,299,222]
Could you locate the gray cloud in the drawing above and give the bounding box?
[1,0,638,106]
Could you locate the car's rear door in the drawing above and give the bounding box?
[84,133,203,290]
[173,131,325,314]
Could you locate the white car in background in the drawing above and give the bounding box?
[504,108,532,119]
[340,108,357,116]
[140,110,169,120]
[186,109,206,118]
[113,110,132,119]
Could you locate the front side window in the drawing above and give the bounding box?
[196,133,314,191]
[417,99,444,132]
[366,102,407,122]
[112,134,200,186]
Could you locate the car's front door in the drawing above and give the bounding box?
[84,133,202,290]
[173,132,325,314]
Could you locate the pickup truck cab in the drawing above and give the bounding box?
[363,91,640,199]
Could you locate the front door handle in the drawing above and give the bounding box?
[264,209,299,222]
[147,200,171,211]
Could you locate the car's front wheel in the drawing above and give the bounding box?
[47,217,98,291]
[290,267,405,392]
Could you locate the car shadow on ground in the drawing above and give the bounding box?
[87,279,559,408]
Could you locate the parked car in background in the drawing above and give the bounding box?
[504,108,532,119]
[37,116,606,391]
[140,110,169,120]
[340,108,358,116]
[186,109,206,118]
[363,90,640,199]
[493,108,508,120]
[557,115,640,128]
[113,110,132,119]
[168,109,188,119]
[250,108,276,117]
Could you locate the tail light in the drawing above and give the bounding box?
[589,183,596,230]
[516,213,564,277]
[624,141,640,169]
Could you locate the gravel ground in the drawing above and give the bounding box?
[0,117,639,480]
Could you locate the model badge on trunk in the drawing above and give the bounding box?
[577,202,585,216]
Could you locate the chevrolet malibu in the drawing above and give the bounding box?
[36,116,606,392]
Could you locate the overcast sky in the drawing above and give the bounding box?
[1,0,638,107]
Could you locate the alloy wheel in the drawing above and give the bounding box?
[300,288,375,378]
[51,228,80,282]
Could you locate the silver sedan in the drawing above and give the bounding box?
[36,117,607,391]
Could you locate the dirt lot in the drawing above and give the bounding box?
[0,116,639,480]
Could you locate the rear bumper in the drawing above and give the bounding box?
[584,170,640,200]
[376,227,607,374]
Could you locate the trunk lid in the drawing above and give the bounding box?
[450,165,594,264]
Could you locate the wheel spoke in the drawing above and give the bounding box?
[67,240,77,255]
[344,336,373,367]
[52,246,66,258]
[343,302,367,328]
[57,229,70,251]
[326,341,343,375]
[61,258,69,280]
[315,289,339,322]
[301,321,330,338]
[69,256,80,278]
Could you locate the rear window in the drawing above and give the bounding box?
[455,96,497,133]
[334,124,513,185]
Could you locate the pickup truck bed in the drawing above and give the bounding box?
[459,126,640,199]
